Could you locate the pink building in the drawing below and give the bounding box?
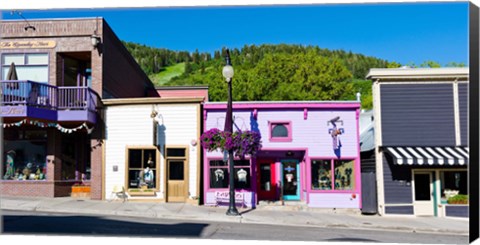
[203,101,362,209]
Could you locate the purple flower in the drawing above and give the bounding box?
[200,128,262,157]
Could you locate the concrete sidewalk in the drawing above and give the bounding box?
[0,196,469,236]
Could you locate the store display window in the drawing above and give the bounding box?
[126,148,157,190]
[209,159,251,189]
[310,159,355,191]
[3,129,47,181]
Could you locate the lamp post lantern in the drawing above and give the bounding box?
[223,49,240,216]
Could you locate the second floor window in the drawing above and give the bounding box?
[269,121,292,142]
[2,53,49,83]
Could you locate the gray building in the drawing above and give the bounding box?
[367,67,469,218]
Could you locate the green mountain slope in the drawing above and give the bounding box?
[149,63,185,86]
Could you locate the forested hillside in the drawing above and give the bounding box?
[123,42,456,109]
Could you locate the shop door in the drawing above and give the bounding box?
[281,160,300,201]
[166,160,187,202]
[257,159,276,201]
[413,172,434,216]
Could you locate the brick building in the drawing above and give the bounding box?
[0,18,157,199]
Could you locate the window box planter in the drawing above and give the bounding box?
[447,194,468,205]
[128,189,156,196]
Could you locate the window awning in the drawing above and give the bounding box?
[383,146,469,166]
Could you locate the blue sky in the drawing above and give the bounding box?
[1,2,470,66]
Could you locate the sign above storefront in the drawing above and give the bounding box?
[0,41,56,49]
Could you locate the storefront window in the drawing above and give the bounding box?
[311,160,332,190]
[3,129,47,181]
[234,160,250,189]
[440,171,468,205]
[210,160,228,189]
[209,159,251,189]
[334,160,355,190]
[127,148,157,189]
[310,159,355,191]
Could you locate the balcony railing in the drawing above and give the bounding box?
[1,80,57,109]
[1,80,100,121]
[58,86,98,112]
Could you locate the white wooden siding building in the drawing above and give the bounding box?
[102,97,203,204]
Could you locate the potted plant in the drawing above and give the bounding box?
[129,188,156,196]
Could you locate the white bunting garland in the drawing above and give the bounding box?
[2,119,94,134]
[2,119,26,128]
[55,122,95,134]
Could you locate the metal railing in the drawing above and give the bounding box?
[1,80,99,112]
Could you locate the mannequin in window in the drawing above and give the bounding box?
[143,154,154,188]
[3,150,15,180]
[144,166,154,188]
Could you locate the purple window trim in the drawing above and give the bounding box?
[268,121,292,142]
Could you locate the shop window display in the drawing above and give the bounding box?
[334,160,355,190]
[310,159,355,191]
[3,129,47,181]
[127,148,157,189]
[440,171,468,204]
[311,160,332,190]
[209,159,251,189]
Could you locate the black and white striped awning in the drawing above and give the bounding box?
[383,146,469,166]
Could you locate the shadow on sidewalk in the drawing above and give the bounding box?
[2,214,209,237]
[240,208,255,215]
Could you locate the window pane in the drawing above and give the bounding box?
[128,170,142,188]
[210,160,228,166]
[169,161,184,180]
[3,129,47,181]
[2,67,10,80]
[16,66,48,83]
[414,174,431,201]
[234,167,251,189]
[167,148,186,157]
[272,124,288,137]
[3,54,25,65]
[260,164,271,191]
[128,149,142,168]
[210,168,229,188]
[234,160,250,166]
[26,53,48,65]
[143,149,156,168]
[311,160,332,190]
[441,171,468,203]
[333,160,355,190]
[142,168,156,188]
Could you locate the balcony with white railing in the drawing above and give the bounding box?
[1,80,99,124]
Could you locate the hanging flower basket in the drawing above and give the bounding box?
[200,128,262,158]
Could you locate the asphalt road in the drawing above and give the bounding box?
[1,210,469,244]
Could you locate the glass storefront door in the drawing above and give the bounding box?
[413,172,434,216]
[281,159,300,200]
